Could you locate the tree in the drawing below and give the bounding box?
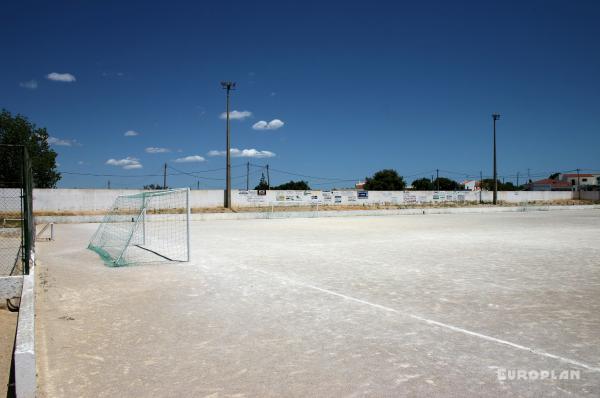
[271,180,311,190]
[363,169,405,191]
[549,172,560,180]
[481,179,516,191]
[433,177,461,191]
[254,173,269,190]
[143,184,167,190]
[0,109,61,188]
[502,181,516,191]
[481,179,496,191]
[412,178,433,190]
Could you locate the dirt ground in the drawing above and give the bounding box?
[0,305,17,397]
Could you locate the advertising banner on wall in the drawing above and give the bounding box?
[239,190,267,203]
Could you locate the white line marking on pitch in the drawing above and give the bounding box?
[242,265,600,373]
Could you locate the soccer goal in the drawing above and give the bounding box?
[88,188,190,266]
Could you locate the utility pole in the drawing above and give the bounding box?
[221,81,236,208]
[492,113,501,204]
[479,171,483,203]
[436,169,439,191]
[266,164,270,188]
[163,162,167,189]
[576,168,581,200]
[246,162,250,190]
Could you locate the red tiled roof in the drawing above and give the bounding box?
[532,179,571,187]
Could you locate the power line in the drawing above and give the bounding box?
[167,165,227,181]
[250,164,357,182]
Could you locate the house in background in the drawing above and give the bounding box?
[355,181,366,190]
[559,173,600,188]
[524,178,572,191]
[462,180,480,191]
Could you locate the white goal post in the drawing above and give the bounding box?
[88,188,190,266]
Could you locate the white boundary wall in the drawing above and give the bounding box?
[19,189,577,214]
[232,189,574,207]
[581,191,600,201]
[0,189,581,214]
[30,189,223,213]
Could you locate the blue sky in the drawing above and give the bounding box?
[1,0,599,189]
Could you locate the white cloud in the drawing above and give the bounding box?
[252,119,284,130]
[234,148,276,158]
[219,110,252,120]
[48,136,79,146]
[174,155,206,163]
[106,157,142,169]
[124,130,139,137]
[19,80,38,90]
[123,163,143,169]
[46,72,76,82]
[208,148,276,158]
[145,147,171,154]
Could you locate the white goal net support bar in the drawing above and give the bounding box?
[88,188,190,266]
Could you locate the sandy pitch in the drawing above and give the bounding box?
[36,210,600,397]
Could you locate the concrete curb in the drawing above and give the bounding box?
[14,259,35,398]
[34,204,600,223]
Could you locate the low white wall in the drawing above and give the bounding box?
[0,188,580,214]
[580,191,600,201]
[231,189,573,207]
[32,189,224,213]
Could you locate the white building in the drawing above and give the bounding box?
[462,180,480,191]
[559,173,600,188]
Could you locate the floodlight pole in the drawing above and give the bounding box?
[246,161,250,190]
[186,188,191,261]
[492,113,500,205]
[576,168,581,200]
[221,81,236,208]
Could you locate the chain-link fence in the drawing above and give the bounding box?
[0,145,34,276]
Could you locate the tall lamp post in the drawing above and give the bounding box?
[492,113,500,205]
[221,81,236,209]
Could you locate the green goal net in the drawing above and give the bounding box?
[88,188,190,266]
